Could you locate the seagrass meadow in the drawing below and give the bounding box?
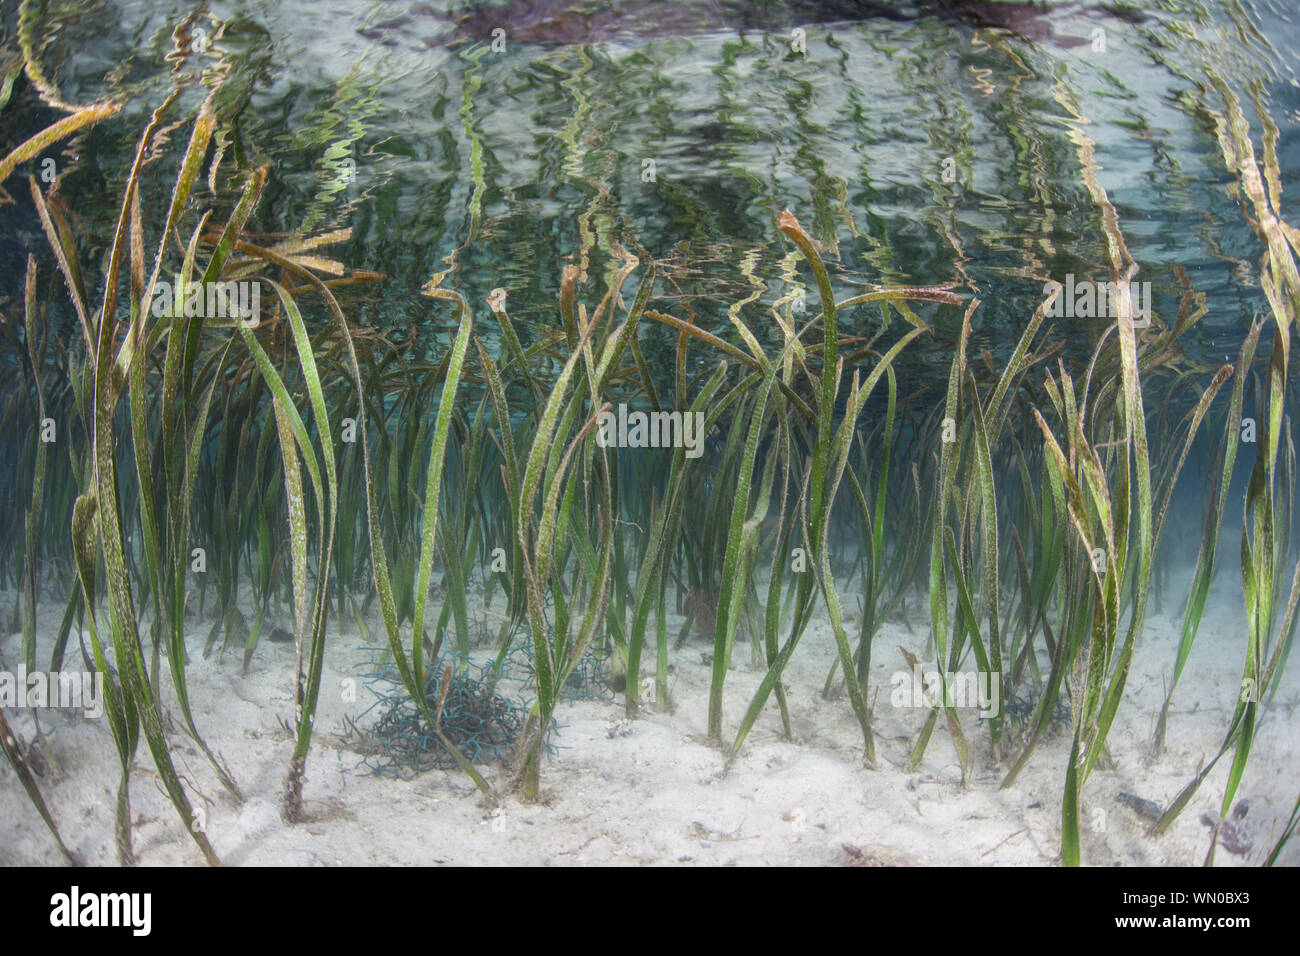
[0,0,1298,868]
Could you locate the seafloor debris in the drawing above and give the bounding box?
[842,842,923,866]
[1117,791,1164,822]
[1200,800,1254,855]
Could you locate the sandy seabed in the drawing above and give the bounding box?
[2,573,1297,867]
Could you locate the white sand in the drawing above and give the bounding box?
[2,574,1297,866]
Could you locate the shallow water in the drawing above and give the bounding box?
[2,0,1299,869]
[7,0,1299,374]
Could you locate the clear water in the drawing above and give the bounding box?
[7,0,1298,385]
[3,1,1299,869]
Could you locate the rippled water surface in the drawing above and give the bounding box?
[5,0,1299,381]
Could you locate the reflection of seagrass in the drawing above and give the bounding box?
[356,652,526,779]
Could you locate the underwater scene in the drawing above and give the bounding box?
[0,0,1298,871]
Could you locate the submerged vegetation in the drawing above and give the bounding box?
[1,4,1298,868]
